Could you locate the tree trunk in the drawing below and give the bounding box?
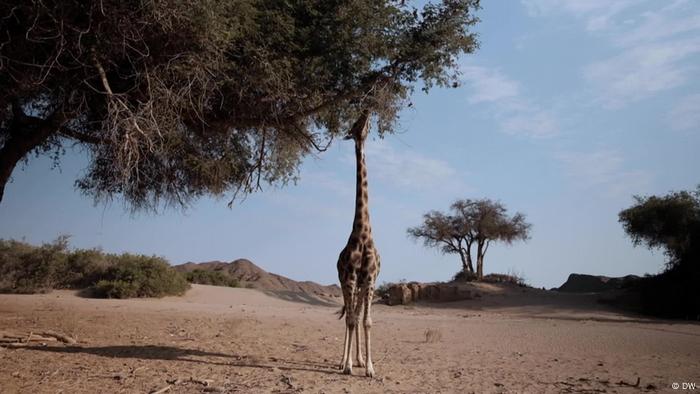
[466,252,475,273]
[458,249,471,273]
[476,241,484,280]
[0,114,62,203]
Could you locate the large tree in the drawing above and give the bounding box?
[618,186,700,317]
[619,187,699,272]
[0,0,480,209]
[407,198,531,280]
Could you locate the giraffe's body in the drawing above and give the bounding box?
[337,111,380,377]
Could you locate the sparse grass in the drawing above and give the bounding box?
[424,328,443,343]
[0,237,189,298]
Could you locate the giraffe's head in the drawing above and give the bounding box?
[344,111,371,142]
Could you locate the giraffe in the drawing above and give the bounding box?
[337,110,381,377]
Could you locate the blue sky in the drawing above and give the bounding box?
[1,0,699,289]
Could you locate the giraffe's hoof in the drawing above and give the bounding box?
[365,365,375,378]
[342,365,353,375]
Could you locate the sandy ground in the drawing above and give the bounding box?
[1,284,699,393]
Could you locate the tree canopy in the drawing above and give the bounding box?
[407,198,531,279]
[0,0,481,209]
[619,186,700,272]
[618,186,700,318]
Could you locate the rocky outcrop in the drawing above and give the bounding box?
[557,273,640,293]
[386,282,474,305]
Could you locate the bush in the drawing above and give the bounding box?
[0,237,69,293]
[59,248,111,289]
[451,270,477,282]
[90,254,190,298]
[482,271,530,287]
[185,269,239,287]
[0,237,189,298]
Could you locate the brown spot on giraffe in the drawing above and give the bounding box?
[336,110,380,377]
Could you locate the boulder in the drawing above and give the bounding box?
[385,282,473,305]
[387,283,412,306]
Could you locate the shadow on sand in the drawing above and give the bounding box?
[21,344,345,375]
[403,286,700,328]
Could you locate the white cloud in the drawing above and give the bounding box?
[668,94,700,132]
[500,110,559,139]
[460,66,520,104]
[557,149,652,196]
[521,0,642,31]
[616,9,700,47]
[460,64,560,138]
[363,140,469,193]
[584,39,700,108]
[524,0,700,108]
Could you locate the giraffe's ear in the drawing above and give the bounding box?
[343,133,354,140]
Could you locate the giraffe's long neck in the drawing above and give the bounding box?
[352,138,370,233]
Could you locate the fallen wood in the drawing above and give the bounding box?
[149,385,171,394]
[190,377,214,386]
[37,330,77,344]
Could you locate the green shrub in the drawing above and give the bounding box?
[0,237,189,298]
[59,248,111,289]
[185,269,239,287]
[92,279,140,299]
[0,236,69,293]
[90,254,190,298]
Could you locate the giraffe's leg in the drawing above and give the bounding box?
[339,323,349,370]
[355,299,365,367]
[342,314,355,375]
[340,284,356,375]
[364,284,375,377]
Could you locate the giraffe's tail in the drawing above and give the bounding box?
[337,305,346,319]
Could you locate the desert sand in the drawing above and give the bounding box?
[1,284,699,393]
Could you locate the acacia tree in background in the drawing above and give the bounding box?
[619,187,700,272]
[407,198,531,280]
[618,186,700,317]
[0,0,480,208]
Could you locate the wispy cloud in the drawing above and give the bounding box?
[584,39,700,108]
[524,0,700,108]
[460,66,520,104]
[364,140,469,193]
[521,0,642,31]
[668,93,700,132]
[460,64,559,138]
[556,149,653,196]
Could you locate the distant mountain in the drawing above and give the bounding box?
[174,259,341,297]
[557,273,640,293]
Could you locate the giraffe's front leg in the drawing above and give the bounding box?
[339,323,349,370]
[342,318,355,375]
[355,324,365,368]
[364,287,375,377]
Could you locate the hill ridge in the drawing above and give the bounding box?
[174,259,340,297]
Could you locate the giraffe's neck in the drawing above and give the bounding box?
[352,138,370,233]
